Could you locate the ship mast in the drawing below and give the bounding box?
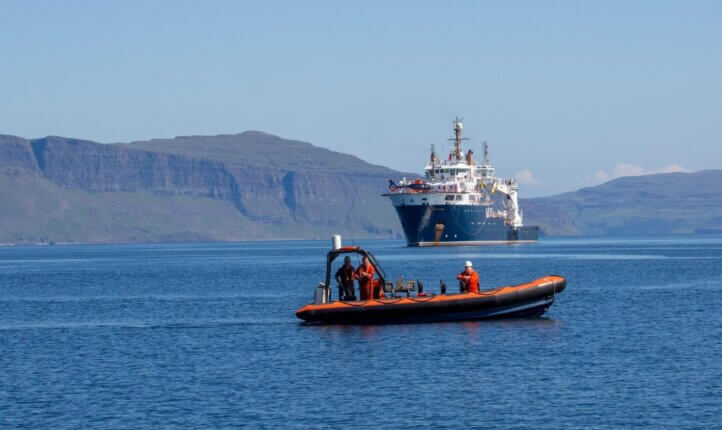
[448,115,469,161]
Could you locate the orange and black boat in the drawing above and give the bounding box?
[296,237,566,325]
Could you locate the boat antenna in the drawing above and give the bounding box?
[347,229,361,265]
[482,141,489,164]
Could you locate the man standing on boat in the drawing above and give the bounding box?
[335,256,356,301]
[457,261,480,293]
[356,256,376,300]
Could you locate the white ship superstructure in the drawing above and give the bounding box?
[385,117,538,246]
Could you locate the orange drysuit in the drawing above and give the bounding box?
[356,263,375,300]
[457,269,480,293]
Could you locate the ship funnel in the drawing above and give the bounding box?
[332,234,342,250]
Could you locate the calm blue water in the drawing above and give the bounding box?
[1,236,721,429]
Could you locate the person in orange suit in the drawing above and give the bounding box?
[356,256,376,300]
[456,260,479,293]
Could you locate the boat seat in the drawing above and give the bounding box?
[393,281,416,292]
[388,278,416,297]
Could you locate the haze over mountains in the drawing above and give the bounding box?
[1,131,721,245]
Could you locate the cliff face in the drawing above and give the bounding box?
[0,135,38,171]
[0,132,413,244]
[128,131,401,225]
[30,137,239,200]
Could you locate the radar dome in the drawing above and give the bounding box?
[454,121,463,131]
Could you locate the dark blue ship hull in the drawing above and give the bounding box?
[394,204,539,246]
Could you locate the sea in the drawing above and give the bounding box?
[1,235,721,429]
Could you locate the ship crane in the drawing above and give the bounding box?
[491,180,523,228]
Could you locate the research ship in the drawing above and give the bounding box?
[385,117,539,246]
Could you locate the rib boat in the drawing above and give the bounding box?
[296,236,566,325]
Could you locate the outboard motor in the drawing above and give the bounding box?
[314,283,330,304]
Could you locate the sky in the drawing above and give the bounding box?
[1,1,721,197]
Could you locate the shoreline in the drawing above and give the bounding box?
[3,232,722,248]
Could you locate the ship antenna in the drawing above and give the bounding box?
[482,141,489,164]
[447,115,469,161]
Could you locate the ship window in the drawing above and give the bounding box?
[445,195,454,201]
[455,195,463,201]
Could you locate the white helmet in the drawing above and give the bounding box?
[464,261,473,268]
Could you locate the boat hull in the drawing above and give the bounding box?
[296,276,565,325]
[393,203,539,246]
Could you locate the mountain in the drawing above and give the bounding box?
[2,131,721,245]
[525,170,722,235]
[0,132,414,245]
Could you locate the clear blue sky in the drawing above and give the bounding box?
[2,1,721,196]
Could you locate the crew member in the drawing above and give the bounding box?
[335,256,356,301]
[356,256,376,300]
[456,260,480,293]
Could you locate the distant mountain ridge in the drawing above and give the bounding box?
[0,132,414,245]
[524,170,722,236]
[1,131,721,244]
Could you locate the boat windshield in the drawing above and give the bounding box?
[365,252,385,281]
[324,248,386,287]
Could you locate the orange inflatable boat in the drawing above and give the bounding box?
[296,238,566,325]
